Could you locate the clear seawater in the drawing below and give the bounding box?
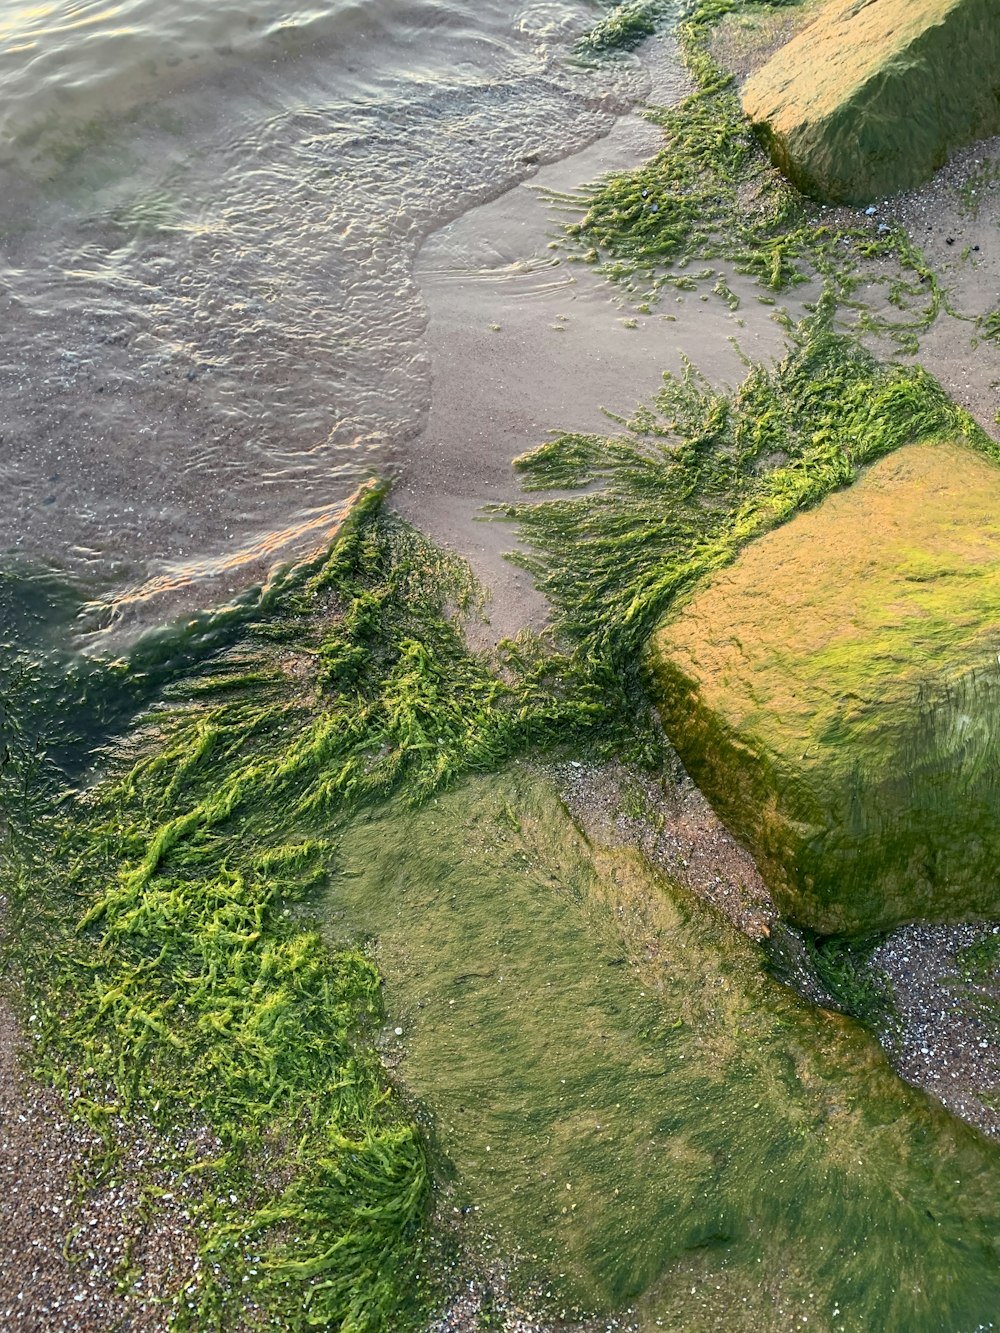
[0,0,655,629]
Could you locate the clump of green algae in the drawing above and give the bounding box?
[496,305,991,719]
[557,0,944,350]
[574,0,669,54]
[803,932,898,1034]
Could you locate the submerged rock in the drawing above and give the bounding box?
[333,766,1000,1329]
[741,0,1000,204]
[651,440,1000,936]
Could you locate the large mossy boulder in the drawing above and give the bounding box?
[335,768,1000,1328]
[651,441,1000,936]
[741,0,1000,204]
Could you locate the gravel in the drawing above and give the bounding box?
[0,998,204,1332]
[871,922,1000,1137]
[554,758,776,940]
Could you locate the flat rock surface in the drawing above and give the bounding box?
[332,767,1000,1331]
[652,439,1000,935]
[742,0,1000,203]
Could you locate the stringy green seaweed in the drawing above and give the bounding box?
[978,306,1000,346]
[494,305,993,704]
[574,0,669,54]
[802,933,898,1036]
[0,492,607,1330]
[555,0,944,349]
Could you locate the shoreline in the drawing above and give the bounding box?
[395,84,798,644]
[391,0,1000,1170]
[7,6,1000,1331]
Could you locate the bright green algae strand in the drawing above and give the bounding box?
[574,0,669,54]
[333,766,1000,1330]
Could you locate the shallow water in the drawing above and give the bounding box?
[0,0,656,631]
[334,767,1000,1331]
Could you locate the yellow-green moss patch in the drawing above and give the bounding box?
[653,440,1000,935]
[332,766,1000,1330]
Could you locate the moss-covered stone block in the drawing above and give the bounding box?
[651,441,1000,935]
[333,766,1000,1329]
[742,0,1000,204]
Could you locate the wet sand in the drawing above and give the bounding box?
[396,40,799,643]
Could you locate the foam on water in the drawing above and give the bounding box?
[0,0,655,632]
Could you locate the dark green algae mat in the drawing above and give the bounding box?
[4,321,1000,1329]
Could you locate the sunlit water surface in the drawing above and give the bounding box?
[0,0,652,632]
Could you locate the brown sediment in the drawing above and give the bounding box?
[552,760,775,942]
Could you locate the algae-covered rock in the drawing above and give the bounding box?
[332,766,1000,1329]
[651,440,1000,936]
[742,0,1000,204]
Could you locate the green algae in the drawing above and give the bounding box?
[0,488,608,1329]
[574,0,669,54]
[803,933,897,1034]
[955,930,1000,985]
[332,764,1000,1330]
[943,931,1000,1045]
[496,309,989,727]
[556,0,944,349]
[652,440,1000,934]
[976,307,1000,347]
